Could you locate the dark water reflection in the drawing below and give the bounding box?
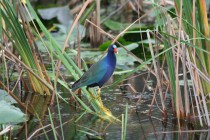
[16,72,210,140]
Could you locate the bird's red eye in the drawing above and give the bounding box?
[114,48,118,53]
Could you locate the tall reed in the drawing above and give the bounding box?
[154,0,210,126]
[1,0,52,95]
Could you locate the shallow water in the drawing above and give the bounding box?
[14,72,210,140]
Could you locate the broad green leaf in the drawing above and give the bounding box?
[103,19,144,31]
[36,21,86,51]
[81,51,102,60]
[38,5,73,25]
[0,101,27,124]
[99,37,130,51]
[0,89,17,104]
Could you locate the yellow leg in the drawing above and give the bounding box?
[96,88,112,115]
[88,88,102,103]
[97,88,103,104]
[86,88,112,115]
[96,88,107,114]
[87,89,96,103]
[97,88,101,98]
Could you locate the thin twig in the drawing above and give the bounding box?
[111,8,153,44]
[1,46,54,92]
[86,19,156,76]
[27,124,51,140]
[0,81,34,115]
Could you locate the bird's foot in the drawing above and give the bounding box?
[97,105,112,115]
[87,88,111,115]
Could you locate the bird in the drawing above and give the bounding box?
[72,44,118,97]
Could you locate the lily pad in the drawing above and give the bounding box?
[0,100,27,124]
[38,5,73,25]
[116,43,139,69]
[36,21,86,52]
[81,51,102,59]
[53,22,86,45]
[0,89,17,104]
[99,37,130,51]
[103,19,144,31]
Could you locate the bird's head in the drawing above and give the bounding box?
[109,44,118,54]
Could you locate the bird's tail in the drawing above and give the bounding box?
[71,80,80,91]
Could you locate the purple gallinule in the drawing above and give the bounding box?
[72,44,117,97]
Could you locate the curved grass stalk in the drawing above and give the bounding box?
[1,0,52,95]
[24,0,120,122]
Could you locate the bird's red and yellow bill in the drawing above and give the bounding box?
[113,45,118,54]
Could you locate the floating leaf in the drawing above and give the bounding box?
[114,43,139,69]
[117,43,138,53]
[81,51,102,59]
[0,89,17,104]
[103,19,144,31]
[99,37,130,51]
[103,19,126,31]
[38,5,73,25]
[138,39,155,44]
[0,101,27,124]
[54,21,86,45]
[36,21,86,51]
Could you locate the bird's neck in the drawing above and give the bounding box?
[107,51,116,66]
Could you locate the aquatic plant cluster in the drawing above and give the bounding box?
[0,0,210,139]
